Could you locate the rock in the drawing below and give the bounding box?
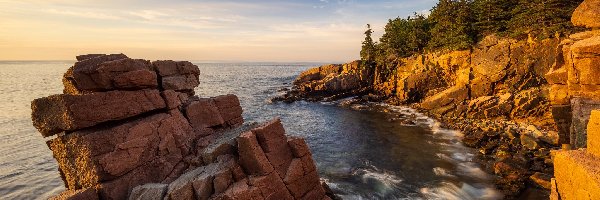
[553,149,600,200]
[572,0,600,28]
[529,172,552,189]
[31,89,166,137]
[129,184,168,200]
[162,90,189,109]
[48,110,193,191]
[50,188,98,200]
[293,64,342,85]
[587,110,600,157]
[152,60,200,92]
[65,56,157,93]
[252,118,294,179]
[236,131,275,176]
[520,133,539,150]
[185,98,225,129]
[75,54,107,61]
[420,85,469,110]
[37,56,328,200]
[287,137,310,158]
[471,35,512,83]
[213,94,244,127]
[570,98,600,148]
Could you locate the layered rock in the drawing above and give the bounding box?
[546,30,600,148]
[32,54,332,200]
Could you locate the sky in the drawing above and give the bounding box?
[0,0,437,62]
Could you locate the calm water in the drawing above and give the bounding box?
[0,61,502,200]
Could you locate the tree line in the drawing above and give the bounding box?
[361,0,583,68]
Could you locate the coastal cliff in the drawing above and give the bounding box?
[277,1,600,198]
[31,54,335,200]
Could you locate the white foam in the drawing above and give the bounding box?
[420,182,503,200]
[433,167,456,178]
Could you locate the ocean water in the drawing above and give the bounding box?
[0,61,502,200]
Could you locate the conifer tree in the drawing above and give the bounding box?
[427,0,476,51]
[472,0,517,37]
[508,0,582,39]
[360,24,376,66]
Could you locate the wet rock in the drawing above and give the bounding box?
[31,89,166,137]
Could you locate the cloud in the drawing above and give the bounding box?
[0,0,438,61]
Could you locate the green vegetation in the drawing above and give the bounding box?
[360,0,583,67]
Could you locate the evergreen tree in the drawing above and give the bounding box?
[379,14,431,58]
[508,0,582,39]
[427,0,476,51]
[360,24,376,66]
[472,0,517,37]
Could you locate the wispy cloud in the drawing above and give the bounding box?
[0,0,437,61]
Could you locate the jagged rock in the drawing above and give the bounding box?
[152,61,200,92]
[64,55,158,94]
[129,184,168,200]
[37,55,330,200]
[31,89,166,137]
[420,85,469,110]
[162,90,189,110]
[572,0,600,28]
[185,99,225,129]
[294,64,342,85]
[48,110,194,192]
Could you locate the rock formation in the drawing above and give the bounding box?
[32,54,334,200]
[549,1,600,199]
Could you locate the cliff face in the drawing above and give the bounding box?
[31,54,334,200]
[549,1,600,199]
[281,34,570,196]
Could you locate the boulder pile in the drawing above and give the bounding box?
[31,54,334,200]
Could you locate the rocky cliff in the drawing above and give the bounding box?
[277,9,600,198]
[31,54,335,200]
[549,0,600,199]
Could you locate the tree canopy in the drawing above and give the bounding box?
[360,0,583,65]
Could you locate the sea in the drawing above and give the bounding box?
[0,61,503,200]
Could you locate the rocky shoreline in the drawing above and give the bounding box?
[273,31,587,198]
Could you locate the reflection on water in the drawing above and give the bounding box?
[0,62,502,199]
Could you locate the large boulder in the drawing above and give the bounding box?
[572,0,600,28]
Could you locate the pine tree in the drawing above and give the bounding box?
[472,0,517,38]
[508,0,582,39]
[427,0,476,51]
[360,24,376,66]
